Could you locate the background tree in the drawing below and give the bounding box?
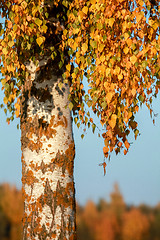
[0,183,160,240]
[122,208,149,240]
[0,0,159,239]
[0,184,23,240]
[0,185,11,240]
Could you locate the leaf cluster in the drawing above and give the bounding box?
[62,0,160,158]
[0,0,160,160]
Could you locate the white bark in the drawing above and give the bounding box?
[21,61,76,239]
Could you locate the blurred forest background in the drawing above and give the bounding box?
[0,183,160,240]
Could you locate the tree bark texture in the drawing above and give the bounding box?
[20,59,76,240]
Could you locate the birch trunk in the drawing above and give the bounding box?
[20,59,76,239]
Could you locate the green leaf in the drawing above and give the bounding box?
[58,82,63,89]
[96,14,100,19]
[93,96,98,103]
[90,40,97,49]
[103,35,107,41]
[85,94,89,101]
[69,102,73,111]
[45,12,49,18]
[101,101,107,109]
[74,68,79,74]
[27,43,31,50]
[87,100,92,107]
[35,18,42,26]
[97,23,103,30]
[59,61,63,69]
[30,23,34,29]
[12,24,17,32]
[138,95,144,102]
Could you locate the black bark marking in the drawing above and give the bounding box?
[31,85,52,102]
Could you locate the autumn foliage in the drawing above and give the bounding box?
[0,183,160,240]
[0,0,160,161]
[0,184,23,240]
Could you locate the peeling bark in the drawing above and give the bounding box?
[21,60,76,239]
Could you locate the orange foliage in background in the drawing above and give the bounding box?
[0,184,23,240]
[0,183,160,240]
[122,208,149,240]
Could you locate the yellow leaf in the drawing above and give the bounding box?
[41,24,48,33]
[78,11,84,22]
[66,64,71,72]
[8,41,14,48]
[82,43,88,53]
[15,109,20,118]
[139,0,144,6]
[82,6,88,15]
[96,79,100,86]
[124,32,129,40]
[136,14,143,23]
[21,1,27,9]
[106,92,114,103]
[153,22,159,30]
[106,68,110,76]
[99,65,105,74]
[114,66,120,75]
[15,102,20,110]
[100,54,105,62]
[109,114,117,129]
[35,18,42,27]
[73,28,79,34]
[68,38,74,47]
[130,55,137,64]
[104,82,108,89]
[36,36,45,46]
[3,97,8,105]
[131,88,136,96]
[2,48,8,55]
[148,19,153,26]
[111,83,116,91]
[118,73,123,80]
[108,18,115,27]
[127,38,132,47]
[72,72,76,78]
[73,41,78,51]
[124,47,129,54]
[99,44,105,52]
[63,29,67,36]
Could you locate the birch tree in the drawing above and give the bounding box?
[0,0,159,239]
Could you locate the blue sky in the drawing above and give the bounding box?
[0,92,160,206]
